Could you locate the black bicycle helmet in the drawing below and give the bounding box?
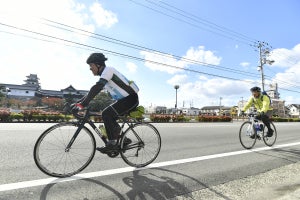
[250,86,261,92]
[86,53,107,64]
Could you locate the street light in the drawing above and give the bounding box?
[174,85,179,114]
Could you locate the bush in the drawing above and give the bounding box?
[64,115,73,122]
[93,115,103,122]
[0,109,11,122]
[10,113,23,121]
[197,115,232,122]
[171,115,189,122]
[291,118,300,122]
[150,114,171,122]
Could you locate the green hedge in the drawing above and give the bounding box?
[197,115,232,122]
[0,109,73,122]
[150,114,232,122]
[272,117,300,122]
[150,114,171,122]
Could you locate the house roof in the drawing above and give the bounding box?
[0,83,38,90]
[62,85,77,92]
[290,104,300,109]
[39,90,63,95]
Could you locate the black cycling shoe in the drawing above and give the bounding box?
[267,129,274,137]
[96,143,118,154]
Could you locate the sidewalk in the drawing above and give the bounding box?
[174,162,300,200]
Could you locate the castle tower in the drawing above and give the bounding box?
[23,74,41,89]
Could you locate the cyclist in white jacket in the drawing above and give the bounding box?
[71,53,139,153]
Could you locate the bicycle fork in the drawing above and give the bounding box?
[65,123,84,152]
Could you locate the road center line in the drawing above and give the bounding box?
[1,141,300,192]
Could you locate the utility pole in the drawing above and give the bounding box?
[257,41,275,91]
[219,97,222,116]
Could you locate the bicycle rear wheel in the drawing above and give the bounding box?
[120,123,161,168]
[239,121,257,149]
[33,122,96,178]
[262,122,277,147]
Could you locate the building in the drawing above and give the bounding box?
[287,104,300,118]
[199,106,231,116]
[266,83,286,117]
[181,107,200,115]
[146,106,167,114]
[0,74,88,100]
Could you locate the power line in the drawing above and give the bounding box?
[40,18,259,78]
[128,0,257,46]
[149,0,257,43]
[2,22,300,97]
[0,21,257,84]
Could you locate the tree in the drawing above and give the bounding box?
[89,92,113,112]
[0,86,5,106]
[230,106,238,117]
[42,97,64,110]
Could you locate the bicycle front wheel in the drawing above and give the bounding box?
[120,123,161,168]
[262,122,277,147]
[239,121,257,149]
[33,122,96,178]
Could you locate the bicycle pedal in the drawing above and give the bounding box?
[257,135,261,140]
[107,151,119,158]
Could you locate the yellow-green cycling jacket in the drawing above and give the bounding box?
[242,94,273,113]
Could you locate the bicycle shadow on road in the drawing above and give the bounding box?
[123,168,234,200]
[39,177,127,200]
[38,167,234,200]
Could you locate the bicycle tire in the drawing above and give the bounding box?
[262,122,277,147]
[239,121,257,149]
[33,122,96,178]
[120,123,161,168]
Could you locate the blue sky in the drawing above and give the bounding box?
[0,0,300,108]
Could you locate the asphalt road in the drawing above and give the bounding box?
[0,121,299,200]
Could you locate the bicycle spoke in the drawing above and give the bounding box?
[239,121,256,149]
[263,122,277,146]
[34,123,96,178]
[121,123,161,167]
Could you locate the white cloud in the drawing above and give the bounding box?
[240,62,250,67]
[269,44,300,68]
[140,51,186,74]
[184,46,222,65]
[126,62,138,73]
[268,44,300,96]
[164,74,252,107]
[0,0,117,91]
[167,74,188,85]
[89,2,118,29]
[140,46,222,74]
[0,0,121,91]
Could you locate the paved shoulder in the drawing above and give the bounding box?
[174,162,300,200]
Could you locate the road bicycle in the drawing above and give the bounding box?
[239,113,277,149]
[33,104,161,178]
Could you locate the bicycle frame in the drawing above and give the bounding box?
[246,113,264,138]
[65,107,142,152]
[34,104,161,177]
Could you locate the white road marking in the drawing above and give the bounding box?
[1,141,300,192]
